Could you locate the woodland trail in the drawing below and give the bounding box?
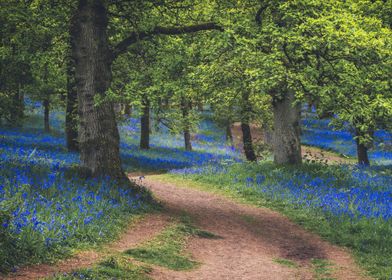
[4,175,369,280]
[139,176,369,280]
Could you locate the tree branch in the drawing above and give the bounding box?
[255,4,268,25]
[112,22,223,59]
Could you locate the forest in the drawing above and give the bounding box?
[0,0,391,279]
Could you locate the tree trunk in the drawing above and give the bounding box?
[65,52,79,152]
[184,129,192,151]
[149,110,153,133]
[154,99,160,132]
[241,122,256,161]
[163,97,170,109]
[43,98,50,132]
[355,128,371,166]
[181,97,192,151]
[241,92,256,161]
[10,87,24,127]
[356,139,370,166]
[71,0,125,179]
[123,103,132,116]
[272,90,302,164]
[140,96,150,150]
[225,121,233,144]
[19,84,24,120]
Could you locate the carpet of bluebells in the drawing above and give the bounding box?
[172,163,392,220]
[118,115,240,171]
[1,99,391,277]
[301,113,392,164]
[171,162,392,278]
[0,101,240,273]
[0,126,146,272]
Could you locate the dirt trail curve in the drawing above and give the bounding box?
[140,176,369,280]
[3,175,368,280]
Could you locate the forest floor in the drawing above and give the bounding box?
[5,175,369,280]
[230,122,355,164]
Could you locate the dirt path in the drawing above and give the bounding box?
[4,213,170,280]
[140,176,369,280]
[4,176,369,280]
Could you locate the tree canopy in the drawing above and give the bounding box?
[0,0,391,174]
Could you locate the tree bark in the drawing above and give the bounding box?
[163,97,170,110]
[355,128,371,166]
[19,84,24,121]
[123,103,132,116]
[272,90,302,164]
[181,97,192,151]
[241,122,256,161]
[241,92,257,161]
[184,128,192,151]
[43,98,50,132]
[10,86,24,127]
[225,121,233,144]
[140,96,150,150]
[356,139,370,166]
[65,52,79,152]
[71,0,125,179]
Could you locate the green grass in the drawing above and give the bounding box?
[48,255,152,280]
[154,164,392,280]
[273,258,299,268]
[311,258,335,280]
[125,217,205,271]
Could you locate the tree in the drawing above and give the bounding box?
[1,0,70,137]
[302,7,392,165]
[191,21,271,161]
[70,0,124,179]
[154,36,201,151]
[0,2,34,126]
[70,0,221,179]
[109,40,163,151]
[181,96,193,151]
[251,0,317,165]
[27,31,66,133]
[240,92,257,161]
[250,0,391,165]
[140,94,151,150]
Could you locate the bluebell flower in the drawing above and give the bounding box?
[84,216,93,225]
